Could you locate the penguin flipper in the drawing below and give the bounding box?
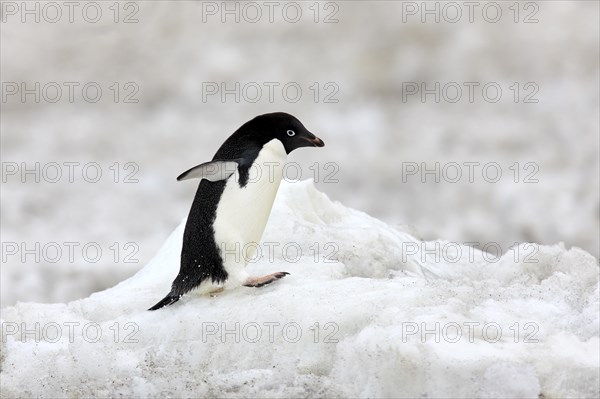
[177,160,240,182]
[148,294,180,311]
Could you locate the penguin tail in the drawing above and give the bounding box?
[148,293,180,311]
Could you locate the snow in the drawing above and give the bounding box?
[1,180,598,398]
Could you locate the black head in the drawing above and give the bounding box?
[240,112,324,154]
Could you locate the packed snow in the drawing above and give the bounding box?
[1,181,598,398]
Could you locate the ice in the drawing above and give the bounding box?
[1,180,598,398]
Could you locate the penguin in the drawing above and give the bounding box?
[148,112,325,310]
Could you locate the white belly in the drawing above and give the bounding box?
[213,139,287,287]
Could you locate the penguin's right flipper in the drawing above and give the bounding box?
[148,294,180,311]
[177,160,241,182]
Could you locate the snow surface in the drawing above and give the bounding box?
[1,180,598,398]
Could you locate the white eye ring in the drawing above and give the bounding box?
[287,130,295,137]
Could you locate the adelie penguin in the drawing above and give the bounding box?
[149,112,325,310]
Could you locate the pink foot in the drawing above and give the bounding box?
[243,272,289,288]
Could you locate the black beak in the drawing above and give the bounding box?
[305,135,325,147]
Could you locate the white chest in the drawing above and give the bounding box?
[212,139,287,269]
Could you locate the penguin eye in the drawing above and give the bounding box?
[286,130,296,137]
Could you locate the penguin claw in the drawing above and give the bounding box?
[243,272,290,288]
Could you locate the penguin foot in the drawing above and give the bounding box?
[243,272,289,288]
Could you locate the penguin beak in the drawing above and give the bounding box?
[304,134,325,147]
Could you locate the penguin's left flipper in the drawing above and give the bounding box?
[243,272,290,288]
[177,159,242,182]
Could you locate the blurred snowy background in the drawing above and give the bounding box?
[1,0,599,307]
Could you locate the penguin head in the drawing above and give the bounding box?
[247,112,325,154]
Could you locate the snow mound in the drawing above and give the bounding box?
[1,181,598,398]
